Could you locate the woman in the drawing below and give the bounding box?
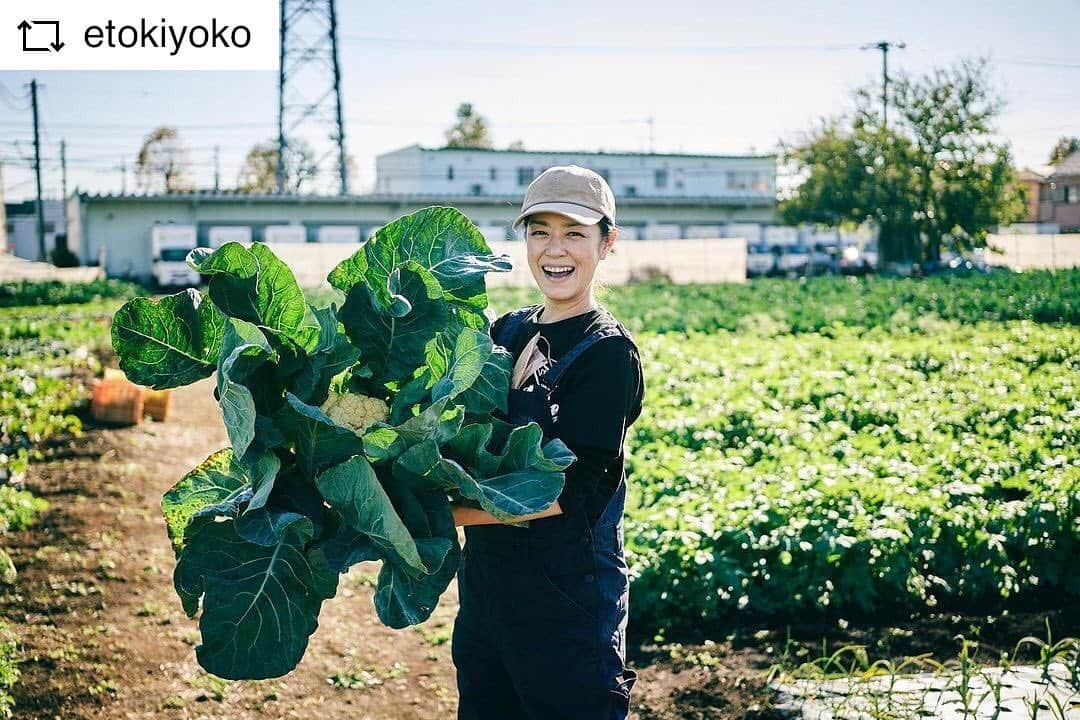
[450,165,646,720]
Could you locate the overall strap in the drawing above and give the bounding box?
[540,315,634,390]
[494,304,542,348]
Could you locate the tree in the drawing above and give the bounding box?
[236,139,319,194]
[781,58,1026,266]
[444,103,493,149]
[1048,136,1080,165]
[135,126,193,193]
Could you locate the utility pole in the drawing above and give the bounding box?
[116,157,127,194]
[276,0,286,193]
[647,116,655,154]
[860,41,905,126]
[213,145,220,192]
[29,79,46,262]
[60,139,67,200]
[328,0,348,195]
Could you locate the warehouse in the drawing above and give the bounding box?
[66,147,776,283]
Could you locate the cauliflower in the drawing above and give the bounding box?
[319,392,389,436]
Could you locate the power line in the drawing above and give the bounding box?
[999,58,1080,69]
[0,81,30,112]
[339,35,865,54]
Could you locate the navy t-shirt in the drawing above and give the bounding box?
[490,305,645,525]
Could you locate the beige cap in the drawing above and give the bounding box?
[512,165,616,229]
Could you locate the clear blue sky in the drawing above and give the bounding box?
[1,0,1077,201]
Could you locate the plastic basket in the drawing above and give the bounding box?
[91,379,144,426]
[142,388,172,422]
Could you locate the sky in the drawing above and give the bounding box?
[1,0,1077,202]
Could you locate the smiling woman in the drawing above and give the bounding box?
[450,166,645,720]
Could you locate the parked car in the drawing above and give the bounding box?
[774,244,810,276]
[808,242,840,275]
[838,244,876,275]
[746,243,776,277]
[919,255,1005,276]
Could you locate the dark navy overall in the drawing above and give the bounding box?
[452,305,639,720]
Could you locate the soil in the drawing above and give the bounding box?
[3,378,1077,720]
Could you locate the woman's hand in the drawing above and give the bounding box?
[451,501,563,527]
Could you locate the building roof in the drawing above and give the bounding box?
[75,190,774,207]
[1049,150,1080,178]
[382,142,776,161]
[1018,168,1045,182]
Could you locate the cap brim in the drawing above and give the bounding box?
[512,202,604,229]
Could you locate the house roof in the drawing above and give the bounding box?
[1018,168,1045,182]
[380,142,775,162]
[1050,150,1080,178]
[74,190,774,207]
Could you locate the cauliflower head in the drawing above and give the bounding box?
[319,392,389,436]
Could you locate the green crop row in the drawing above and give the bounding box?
[623,321,1079,636]
[0,302,121,482]
[488,268,1079,333]
[0,278,144,308]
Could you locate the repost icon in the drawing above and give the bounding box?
[2,1,278,70]
[17,19,64,53]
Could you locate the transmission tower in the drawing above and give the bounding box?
[277,0,349,195]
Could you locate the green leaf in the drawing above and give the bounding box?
[190,242,320,352]
[160,449,249,556]
[326,245,370,295]
[0,549,17,585]
[362,396,464,464]
[447,422,574,477]
[174,518,338,680]
[388,370,434,425]
[315,456,425,574]
[244,465,333,545]
[498,424,576,474]
[428,329,512,415]
[111,289,225,389]
[358,206,511,312]
[288,305,362,406]
[275,393,366,478]
[374,543,460,629]
[395,439,562,522]
[234,507,311,547]
[314,522,382,574]
[216,319,275,458]
[243,450,282,513]
[373,485,459,628]
[338,263,452,386]
[393,440,472,492]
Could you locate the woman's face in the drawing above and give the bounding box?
[525,212,613,304]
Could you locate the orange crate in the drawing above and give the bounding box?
[91,379,144,426]
[142,388,171,422]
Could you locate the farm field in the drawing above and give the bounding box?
[0,270,1078,718]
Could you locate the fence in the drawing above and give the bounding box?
[983,234,1080,270]
[264,237,748,288]
[0,252,104,283]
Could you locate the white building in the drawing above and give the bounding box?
[4,199,66,261]
[375,144,774,201]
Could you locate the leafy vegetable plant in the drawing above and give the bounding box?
[111,207,574,680]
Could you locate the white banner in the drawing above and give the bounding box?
[1,0,278,70]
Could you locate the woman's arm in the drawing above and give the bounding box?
[451,501,563,527]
